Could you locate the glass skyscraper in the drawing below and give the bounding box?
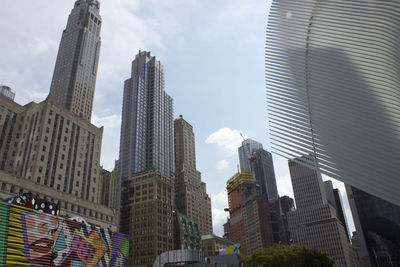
[118,51,174,181]
[238,139,263,172]
[238,139,278,200]
[50,0,101,121]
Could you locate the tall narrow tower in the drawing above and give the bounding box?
[119,51,174,266]
[119,51,174,181]
[50,0,101,121]
[174,115,212,235]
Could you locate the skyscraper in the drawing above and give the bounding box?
[119,51,174,266]
[238,139,278,200]
[324,181,350,242]
[238,139,263,172]
[174,115,212,235]
[287,155,354,267]
[250,148,278,200]
[50,0,101,121]
[119,51,174,181]
[265,0,400,206]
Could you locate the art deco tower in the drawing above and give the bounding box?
[50,0,101,121]
[119,51,174,266]
[174,115,212,235]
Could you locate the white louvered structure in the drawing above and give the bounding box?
[265,0,400,206]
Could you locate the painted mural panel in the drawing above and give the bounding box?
[0,201,129,266]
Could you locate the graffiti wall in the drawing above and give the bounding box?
[0,201,129,266]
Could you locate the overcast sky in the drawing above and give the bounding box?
[0,0,354,236]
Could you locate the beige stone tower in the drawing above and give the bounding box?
[174,115,212,235]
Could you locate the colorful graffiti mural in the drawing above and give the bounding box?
[0,201,129,266]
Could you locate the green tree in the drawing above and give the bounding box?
[245,244,341,267]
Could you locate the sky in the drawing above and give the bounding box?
[0,0,354,237]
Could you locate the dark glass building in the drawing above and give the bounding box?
[347,185,400,267]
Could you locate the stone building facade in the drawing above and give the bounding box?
[174,115,212,235]
[120,170,174,266]
[0,94,116,229]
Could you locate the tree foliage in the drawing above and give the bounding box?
[245,244,341,267]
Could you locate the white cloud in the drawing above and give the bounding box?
[211,191,229,236]
[216,159,229,171]
[28,39,57,56]
[212,208,228,236]
[205,128,247,156]
[92,113,121,129]
[212,191,228,208]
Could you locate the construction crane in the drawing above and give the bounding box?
[240,132,246,142]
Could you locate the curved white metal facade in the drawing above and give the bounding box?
[265,0,400,205]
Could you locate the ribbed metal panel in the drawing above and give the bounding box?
[0,201,129,266]
[265,0,400,205]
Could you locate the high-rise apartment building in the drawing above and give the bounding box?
[346,185,400,267]
[119,51,174,181]
[287,155,354,267]
[174,115,212,235]
[50,0,101,121]
[265,0,400,206]
[0,95,117,230]
[119,51,174,266]
[238,139,263,172]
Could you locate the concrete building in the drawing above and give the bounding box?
[0,85,15,100]
[265,0,400,206]
[50,0,101,122]
[346,185,400,267]
[238,139,263,173]
[173,212,201,251]
[287,155,354,267]
[201,234,236,257]
[0,95,116,230]
[119,51,174,266]
[174,115,212,235]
